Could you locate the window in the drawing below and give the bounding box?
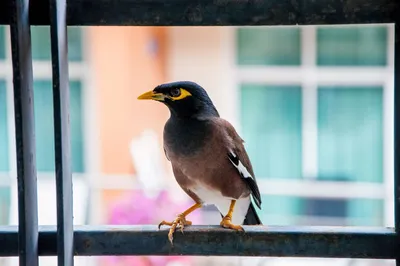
[33,80,84,173]
[0,26,87,227]
[0,80,8,173]
[317,26,387,66]
[236,25,393,227]
[0,30,9,227]
[0,80,9,226]
[317,87,383,184]
[237,27,301,66]
[240,84,302,179]
[0,26,5,60]
[31,26,83,61]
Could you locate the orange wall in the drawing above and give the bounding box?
[88,26,169,175]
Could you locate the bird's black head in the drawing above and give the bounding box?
[137,81,219,119]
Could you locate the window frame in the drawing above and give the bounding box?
[231,25,395,227]
[0,0,398,265]
[0,26,99,226]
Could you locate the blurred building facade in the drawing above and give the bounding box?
[0,24,395,266]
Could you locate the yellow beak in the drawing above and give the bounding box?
[137,90,165,101]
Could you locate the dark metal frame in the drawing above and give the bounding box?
[0,0,399,266]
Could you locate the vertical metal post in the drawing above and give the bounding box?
[395,23,400,266]
[9,0,39,266]
[49,0,74,265]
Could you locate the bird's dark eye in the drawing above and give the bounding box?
[170,88,181,97]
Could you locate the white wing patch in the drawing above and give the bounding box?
[227,149,262,209]
[227,150,254,180]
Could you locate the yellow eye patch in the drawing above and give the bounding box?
[170,88,192,101]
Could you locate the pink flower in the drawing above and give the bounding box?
[101,189,201,266]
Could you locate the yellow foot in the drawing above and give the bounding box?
[158,214,192,244]
[220,216,244,231]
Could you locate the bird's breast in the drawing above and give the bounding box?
[163,118,212,157]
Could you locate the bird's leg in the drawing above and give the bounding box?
[220,200,244,231]
[158,202,202,244]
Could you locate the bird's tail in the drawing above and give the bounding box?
[243,202,262,225]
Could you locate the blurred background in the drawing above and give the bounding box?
[0,24,396,266]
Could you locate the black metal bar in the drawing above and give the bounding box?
[49,0,74,265]
[395,19,400,266]
[0,0,399,26]
[9,0,39,265]
[0,226,396,258]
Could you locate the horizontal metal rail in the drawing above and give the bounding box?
[0,225,396,258]
[0,0,398,26]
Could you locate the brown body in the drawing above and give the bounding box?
[164,117,254,222]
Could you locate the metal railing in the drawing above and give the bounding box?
[0,0,399,266]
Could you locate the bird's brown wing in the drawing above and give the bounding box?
[215,118,262,209]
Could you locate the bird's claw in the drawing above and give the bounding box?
[158,214,192,244]
[220,216,244,231]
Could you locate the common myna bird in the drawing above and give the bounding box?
[137,81,262,244]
